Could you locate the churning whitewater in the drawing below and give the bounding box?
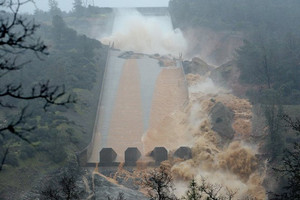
[101,9,187,55]
[98,8,266,199]
[143,75,266,199]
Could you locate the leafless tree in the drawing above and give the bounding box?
[197,178,237,200]
[270,115,300,200]
[281,114,300,133]
[0,0,75,170]
[182,177,238,200]
[141,164,177,200]
[39,161,87,200]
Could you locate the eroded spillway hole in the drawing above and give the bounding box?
[101,8,187,56]
[84,146,192,167]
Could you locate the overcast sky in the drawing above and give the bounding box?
[21,0,170,13]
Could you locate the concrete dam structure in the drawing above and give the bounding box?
[79,8,189,166]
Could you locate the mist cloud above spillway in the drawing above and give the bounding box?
[101,9,187,56]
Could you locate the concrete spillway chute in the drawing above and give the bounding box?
[77,49,189,167]
[77,6,189,167]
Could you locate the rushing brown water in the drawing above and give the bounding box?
[106,59,144,159]
[142,74,266,199]
[97,9,266,199]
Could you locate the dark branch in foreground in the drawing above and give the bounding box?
[0,107,34,143]
[0,0,77,173]
[0,147,9,172]
[270,116,300,200]
[0,81,76,110]
[281,114,300,134]
[0,0,47,77]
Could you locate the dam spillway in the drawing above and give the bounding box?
[86,50,188,164]
[79,8,189,166]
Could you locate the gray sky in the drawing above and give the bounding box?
[21,0,170,13]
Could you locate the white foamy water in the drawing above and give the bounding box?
[101,9,187,56]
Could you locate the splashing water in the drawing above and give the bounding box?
[142,74,266,199]
[101,9,187,56]
[98,8,266,198]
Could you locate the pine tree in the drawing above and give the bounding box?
[182,179,201,200]
[48,0,61,16]
[73,0,84,17]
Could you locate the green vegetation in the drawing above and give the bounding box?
[169,0,300,32]
[1,0,299,199]
[170,0,300,198]
[170,0,300,104]
[0,2,108,198]
[271,116,300,199]
[141,165,240,200]
[236,34,300,104]
[182,179,201,200]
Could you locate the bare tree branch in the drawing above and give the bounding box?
[0,0,77,173]
[0,99,15,108]
[0,106,34,143]
[0,0,48,75]
[0,146,9,171]
[281,114,300,134]
[0,81,76,109]
[271,116,300,199]
[141,164,177,200]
